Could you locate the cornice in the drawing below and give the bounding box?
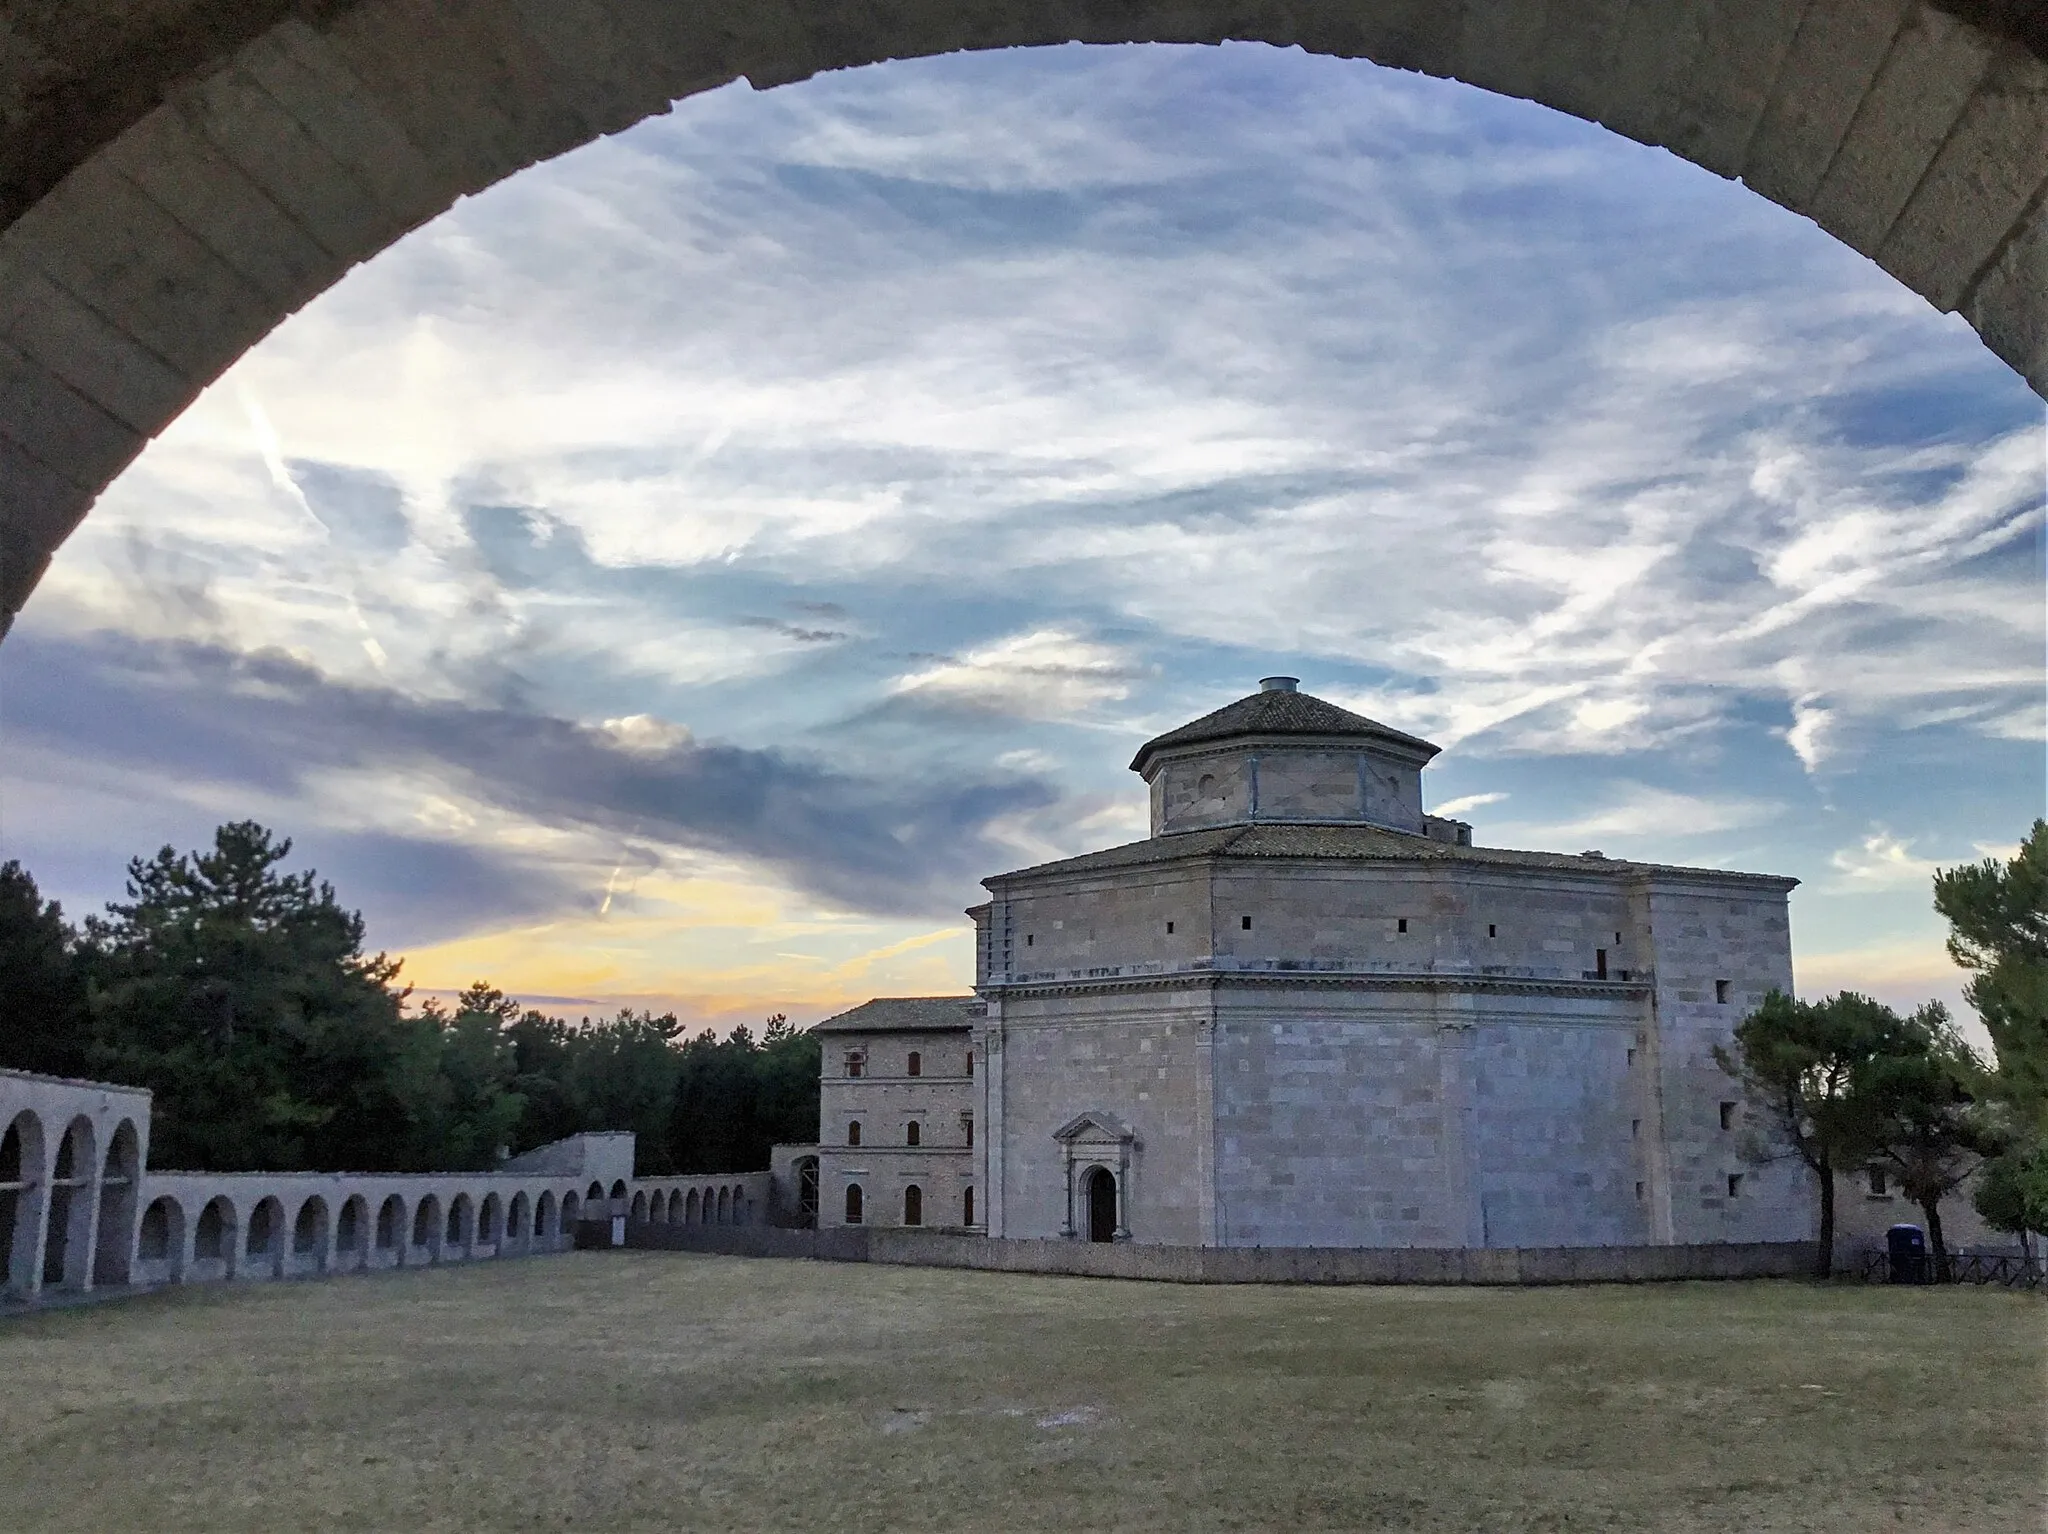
[979,968,1653,1002]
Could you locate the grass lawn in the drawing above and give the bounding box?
[0,1253,2040,1531]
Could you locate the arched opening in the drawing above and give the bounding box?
[291,1196,330,1273]
[847,1121,861,1147]
[586,1181,604,1209]
[659,1190,676,1223]
[0,1112,45,1299]
[630,1190,648,1222]
[245,1196,283,1276]
[192,1196,235,1278]
[42,1116,97,1290]
[735,1188,749,1226]
[135,1196,185,1283]
[796,1158,820,1229]
[91,1119,141,1287]
[412,1194,441,1256]
[479,1192,501,1247]
[336,1195,367,1269]
[906,1121,921,1147]
[716,1187,730,1225]
[507,1192,529,1249]
[608,1179,628,1213]
[561,1190,580,1232]
[844,1183,864,1226]
[1085,1167,1118,1244]
[374,1195,403,1258]
[533,1190,554,1244]
[446,1194,473,1254]
[903,1185,923,1227]
[685,1188,699,1224]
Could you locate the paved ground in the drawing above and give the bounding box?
[0,1254,2040,1531]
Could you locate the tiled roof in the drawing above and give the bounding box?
[809,996,978,1034]
[1129,687,1439,774]
[986,822,1798,888]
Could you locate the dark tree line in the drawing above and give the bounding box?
[0,822,818,1175]
[1720,820,2048,1277]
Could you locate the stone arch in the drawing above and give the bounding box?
[192,1195,236,1278]
[245,1194,285,1277]
[446,1192,473,1255]
[630,1189,648,1222]
[411,1193,441,1257]
[135,1195,185,1284]
[685,1188,699,1224]
[506,1191,528,1250]
[608,1179,628,1214]
[585,1180,605,1210]
[290,1194,329,1274]
[91,1118,142,1287]
[844,1182,864,1226]
[561,1189,581,1231]
[0,3,2042,637]
[374,1194,404,1260]
[335,1194,367,1269]
[478,1191,501,1247]
[1,1110,47,1299]
[533,1190,555,1245]
[716,1186,730,1225]
[904,1184,923,1227]
[43,1115,98,1290]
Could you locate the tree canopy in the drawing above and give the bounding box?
[0,824,819,1178]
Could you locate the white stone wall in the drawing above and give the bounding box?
[0,1068,152,1299]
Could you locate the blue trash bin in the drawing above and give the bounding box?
[1886,1223,1928,1284]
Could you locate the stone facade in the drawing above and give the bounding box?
[804,679,1820,1255]
[805,998,979,1233]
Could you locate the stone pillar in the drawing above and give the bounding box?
[1435,1001,1486,1248]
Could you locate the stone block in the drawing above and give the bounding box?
[7,156,275,383]
[1598,0,1814,178]
[1808,5,1994,255]
[98,100,337,313]
[1742,0,1913,209]
[182,60,397,260]
[1960,200,2048,389]
[0,256,198,434]
[1877,50,2048,310]
[236,24,449,232]
[0,337,143,491]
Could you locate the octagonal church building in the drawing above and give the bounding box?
[814,678,1810,1255]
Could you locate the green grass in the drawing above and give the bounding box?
[0,1254,2041,1531]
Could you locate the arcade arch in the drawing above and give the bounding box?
[0,1111,44,1298]
[91,1119,141,1287]
[0,2,2042,634]
[43,1116,97,1290]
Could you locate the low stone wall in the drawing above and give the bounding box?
[619,1221,1811,1285]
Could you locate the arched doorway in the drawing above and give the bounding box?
[1085,1167,1118,1244]
[903,1185,923,1227]
[43,1117,97,1290]
[844,1183,864,1226]
[795,1157,820,1229]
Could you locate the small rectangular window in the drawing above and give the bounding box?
[1487,923,1497,938]
[847,1120,861,1147]
[966,1052,974,1078]
[962,1113,974,1148]
[1397,918,1408,934]
[1025,933,1034,946]
[846,1052,864,1079]
[1627,1047,1637,1067]
[1631,1119,1640,1139]
[1867,1167,1888,1197]
[1635,1181,1645,1201]
[1241,915,1252,930]
[1595,948,1608,979]
[1726,1173,1744,1198]
[1715,979,1731,1004]
[1166,920,1175,934]
[907,1051,921,1078]
[1719,1101,1735,1131]
[906,1121,920,1147]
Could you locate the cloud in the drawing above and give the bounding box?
[1827,829,1946,891]
[888,628,1145,720]
[1493,783,1779,847]
[4,630,1058,920]
[1429,791,1508,818]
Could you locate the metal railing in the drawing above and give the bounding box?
[1856,1248,2043,1289]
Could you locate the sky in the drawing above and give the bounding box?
[2,41,2042,1036]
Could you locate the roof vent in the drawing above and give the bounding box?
[1581,849,1607,860]
[1258,676,1299,693]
